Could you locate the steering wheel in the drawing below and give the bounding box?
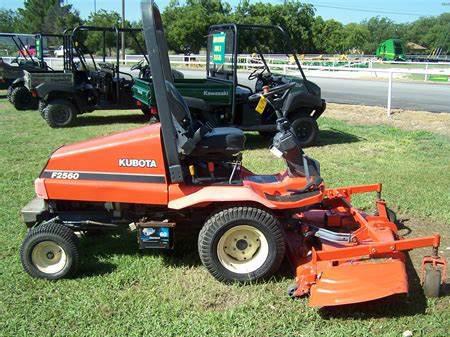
[11,56,19,64]
[131,59,144,71]
[248,66,266,81]
[248,82,297,103]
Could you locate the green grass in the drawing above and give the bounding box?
[0,97,449,337]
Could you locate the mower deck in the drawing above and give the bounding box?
[284,183,444,307]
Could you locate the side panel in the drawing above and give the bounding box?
[42,124,169,205]
[132,78,233,107]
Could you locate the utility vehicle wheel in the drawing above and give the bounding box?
[198,207,286,283]
[7,85,14,103]
[44,99,76,128]
[38,100,47,118]
[20,223,79,280]
[290,115,319,147]
[423,265,441,298]
[10,86,35,110]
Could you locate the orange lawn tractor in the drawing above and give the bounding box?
[19,0,447,307]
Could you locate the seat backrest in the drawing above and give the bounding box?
[165,81,192,130]
[156,29,174,84]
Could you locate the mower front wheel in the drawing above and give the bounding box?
[290,115,319,147]
[423,264,441,298]
[20,222,80,280]
[198,206,286,283]
[44,99,77,128]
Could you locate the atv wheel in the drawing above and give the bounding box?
[44,99,77,128]
[290,115,319,147]
[198,206,285,283]
[10,86,36,110]
[423,264,441,298]
[38,100,47,118]
[20,222,79,280]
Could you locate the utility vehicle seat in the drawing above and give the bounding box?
[166,81,245,157]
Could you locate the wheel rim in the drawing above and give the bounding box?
[31,241,67,274]
[293,121,312,141]
[217,225,269,274]
[54,107,71,125]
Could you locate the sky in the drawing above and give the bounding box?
[1,0,449,24]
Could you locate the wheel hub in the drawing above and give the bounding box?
[217,225,269,274]
[31,241,67,274]
[223,228,260,261]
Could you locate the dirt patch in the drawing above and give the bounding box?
[326,103,450,138]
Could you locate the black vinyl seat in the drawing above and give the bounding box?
[195,127,245,157]
[166,81,245,157]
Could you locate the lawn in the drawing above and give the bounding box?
[0,96,449,337]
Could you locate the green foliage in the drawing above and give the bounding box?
[83,10,121,56]
[232,1,316,52]
[312,17,345,53]
[162,0,232,53]
[0,9,19,33]
[16,0,81,35]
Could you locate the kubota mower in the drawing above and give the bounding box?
[19,1,446,307]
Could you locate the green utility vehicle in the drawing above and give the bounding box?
[376,39,406,61]
[28,26,151,127]
[8,33,64,111]
[0,33,52,109]
[132,24,326,147]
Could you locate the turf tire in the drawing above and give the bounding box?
[20,222,79,280]
[198,206,285,283]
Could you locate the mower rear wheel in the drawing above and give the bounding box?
[198,206,286,283]
[290,115,319,147]
[423,264,441,297]
[10,86,36,111]
[20,223,79,280]
[44,99,77,128]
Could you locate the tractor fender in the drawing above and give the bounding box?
[168,185,277,210]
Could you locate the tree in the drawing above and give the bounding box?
[162,0,231,53]
[312,17,345,53]
[343,23,370,53]
[17,0,81,34]
[233,0,316,52]
[0,9,19,33]
[360,17,400,53]
[84,10,121,56]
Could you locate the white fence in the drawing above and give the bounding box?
[2,54,449,117]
